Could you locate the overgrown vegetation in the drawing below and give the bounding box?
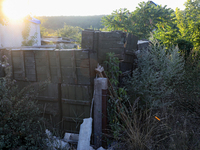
[0,55,48,149]
[105,41,200,149]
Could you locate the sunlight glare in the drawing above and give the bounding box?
[3,0,29,21]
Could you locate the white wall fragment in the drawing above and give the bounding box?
[77,118,93,150]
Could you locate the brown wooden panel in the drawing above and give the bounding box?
[61,67,73,76]
[12,51,21,57]
[82,86,91,100]
[36,66,47,74]
[59,51,74,59]
[25,68,36,74]
[26,74,36,81]
[77,75,90,85]
[14,73,25,80]
[0,50,4,77]
[76,59,90,68]
[62,102,70,117]
[68,85,76,99]
[77,68,90,77]
[84,106,90,118]
[35,51,46,58]
[75,51,89,59]
[24,51,34,57]
[62,75,75,84]
[35,58,46,66]
[81,30,94,49]
[60,59,72,67]
[62,99,90,106]
[61,84,69,99]
[45,51,51,81]
[75,86,83,100]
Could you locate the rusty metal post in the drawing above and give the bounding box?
[102,89,108,148]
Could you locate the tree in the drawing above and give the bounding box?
[56,23,83,44]
[101,1,174,39]
[153,0,200,51]
[175,0,200,50]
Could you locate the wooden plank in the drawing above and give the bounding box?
[75,86,83,100]
[68,85,76,99]
[71,50,77,84]
[60,59,72,67]
[12,51,21,57]
[36,66,47,74]
[63,117,83,123]
[76,59,90,68]
[75,51,89,59]
[45,51,51,81]
[37,96,58,101]
[77,75,90,85]
[56,51,61,83]
[59,51,73,59]
[35,51,46,58]
[76,68,90,77]
[8,50,14,79]
[35,58,46,66]
[62,99,90,106]
[89,51,98,85]
[61,84,69,99]
[82,86,91,100]
[26,74,36,81]
[62,103,70,117]
[24,51,35,57]
[24,51,36,81]
[62,75,75,84]
[0,50,4,77]
[81,30,94,49]
[84,105,90,118]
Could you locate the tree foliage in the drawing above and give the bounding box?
[102,1,174,39]
[176,0,200,50]
[56,23,83,43]
[154,0,200,51]
[39,15,105,30]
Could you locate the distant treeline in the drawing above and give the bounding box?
[39,15,106,30]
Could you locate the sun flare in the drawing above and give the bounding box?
[3,0,30,21]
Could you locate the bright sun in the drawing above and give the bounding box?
[3,0,30,21]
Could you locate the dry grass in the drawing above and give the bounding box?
[113,98,200,150]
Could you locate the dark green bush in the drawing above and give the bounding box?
[127,44,185,110]
[106,43,200,149]
[175,39,193,59]
[0,56,48,149]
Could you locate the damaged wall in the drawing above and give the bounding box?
[0,30,139,133]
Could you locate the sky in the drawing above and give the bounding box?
[3,0,187,18]
[29,0,187,16]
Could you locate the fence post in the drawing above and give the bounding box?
[94,78,108,149]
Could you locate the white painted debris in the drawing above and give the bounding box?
[89,146,95,150]
[97,146,106,150]
[64,133,79,142]
[45,129,70,150]
[77,117,93,150]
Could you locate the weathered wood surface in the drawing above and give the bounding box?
[0,30,138,133]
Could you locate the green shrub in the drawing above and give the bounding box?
[0,55,48,149]
[175,39,193,59]
[127,44,185,110]
[105,45,200,149]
